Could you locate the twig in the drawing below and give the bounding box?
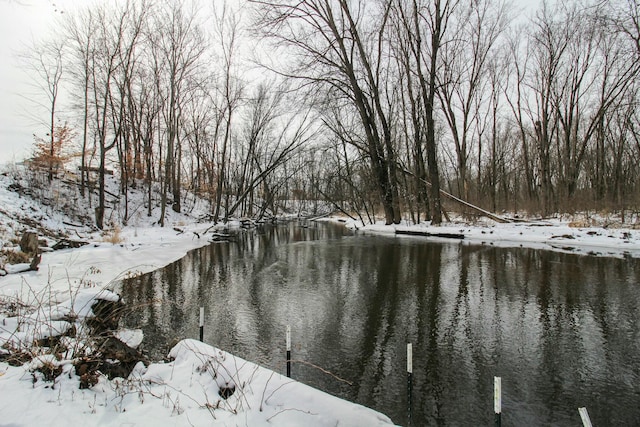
[288,359,353,385]
[266,407,318,422]
[263,379,296,405]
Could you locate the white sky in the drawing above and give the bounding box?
[0,0,95,165]
[0,0,535,166]
[0,0,60,164]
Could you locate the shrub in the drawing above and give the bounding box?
[102,226,124,244]
[0,249,31,266]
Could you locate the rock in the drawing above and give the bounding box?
[75,359,100,389]
[218,383,236,399]
[73,296,148,387]
[95,336,148,379]
[4,254,42,273]
[34,324,77,348]
[20,232,39,255]
[86,298,125,335]
[115,329,144,349]
[38,239,50,253]
[74,336,148,386]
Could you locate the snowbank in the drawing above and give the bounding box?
[0,190,396,426]
[0,338,395,426]
[345,218,640,258]
[0,225,213,303]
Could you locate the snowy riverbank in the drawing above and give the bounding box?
[4,217,640,426]
[0,167,400,426]
[3,218,640,426]
[346,216,640,258]
[2,161,640,425]
[0,336,395,426]
[0,222,396,426]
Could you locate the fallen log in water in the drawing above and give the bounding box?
[395,229,465,239]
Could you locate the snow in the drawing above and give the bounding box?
[345,217,640,259]
[0,338,394,427]
[0,228,397,426]
[0,167,396,426]
[3,263,31,274]
[2,163,640,426]
[116,329,144,349]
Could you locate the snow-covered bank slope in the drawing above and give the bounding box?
[0,223,212,301]
[0,339,395,427]
[0,163,224,300]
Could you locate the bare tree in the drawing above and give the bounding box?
[251,0,403,224]
[82,1,149,229]
[150,0,208,224]
[389,0,431,223]
[226,88,317,219]
[89,4,126,229]
[211,1,244,222]
[436,0,509,202]
[417,0,453,224]
[22,38,66,182]
[503,25,537,207]
[64,7,102,199]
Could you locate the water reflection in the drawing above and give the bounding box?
[119,223,640,426]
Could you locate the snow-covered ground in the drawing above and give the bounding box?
[0,225,395,426]
[0,168,396,426]
[2,164,640,426]
[350,216,640,259]
[0,337,394,426]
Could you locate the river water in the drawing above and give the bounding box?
[119,222,640,426]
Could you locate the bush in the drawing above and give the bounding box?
[0,249,31,266]
[102,226,124,244]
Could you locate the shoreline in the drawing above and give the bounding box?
[340,218,640,259]
[2,217,640,426]
[0,220,398,426]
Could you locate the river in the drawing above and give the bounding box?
[119,221,640,426]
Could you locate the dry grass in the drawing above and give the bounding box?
[0,249,31,266]
[568,220,594,228]
[102,226,124,244]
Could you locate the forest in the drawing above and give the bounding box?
[24,0,640,228]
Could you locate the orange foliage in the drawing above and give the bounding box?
[31,123,76,175]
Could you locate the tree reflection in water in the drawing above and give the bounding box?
[120,223,640,426]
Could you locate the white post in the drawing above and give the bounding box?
[286,325,291,377]
[407,343,413,426]
[199,307,204,342]
[578,407,593,427]
[494,376,502,427]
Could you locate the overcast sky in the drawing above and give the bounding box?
[0,0,58,164]
[0,0,535,166]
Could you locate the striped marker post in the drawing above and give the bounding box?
[286,325,292,378]
[494,376,502,427]
[407,343,413,427]
[199,307,204,342]
[578,407,593,427]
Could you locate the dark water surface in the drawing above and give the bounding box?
[119,222,640,426]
